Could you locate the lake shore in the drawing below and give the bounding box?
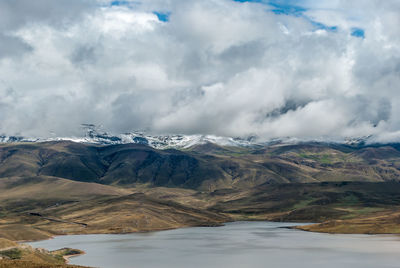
[5,218,400,267]
[9,215,400,245]
[26,221,400,268]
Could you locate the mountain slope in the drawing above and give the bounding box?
[2,141,400,190]
[0,176,229,242]
[0,142,287,189]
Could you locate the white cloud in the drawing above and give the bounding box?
[0,0,399,143]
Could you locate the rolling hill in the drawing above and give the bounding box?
[2,140,400,263]
[2,141,400,190]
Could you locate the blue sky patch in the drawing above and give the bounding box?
[233,0,263,3]
[351,28,365,38]
[268,1,306,16]
[233,0,339,33]
[110,1,130,6]
[233,0,306,17]
[153,12,170,22]
[311,21,338,32]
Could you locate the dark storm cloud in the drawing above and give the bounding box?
[0,0,94,29]
[0,0,94,59]
[0,34,32,59]
[70,45,97,66]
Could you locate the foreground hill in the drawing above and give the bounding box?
[0,237,88,268]
[0,176,228,241]
[2,177,400,241]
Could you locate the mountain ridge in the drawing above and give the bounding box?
[0,124,380,150]
[2,140,400,191]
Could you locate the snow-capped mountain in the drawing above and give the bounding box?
[0,125,259,149]
[0,125,378,149]
[343,136,372,146]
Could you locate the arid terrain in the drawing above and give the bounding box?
[2,141,400,266]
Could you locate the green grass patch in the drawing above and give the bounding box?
[292,198,315,210]
[339,194,360,205]
[338,207,386,219]
[0,248,22,259]
[319,154,333,164]
[51,247,83,258]
[297,151,363,164]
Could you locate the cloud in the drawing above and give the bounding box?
[0,34,32,59]
[0,0,399,143]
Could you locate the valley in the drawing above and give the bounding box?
[2,140,400,266]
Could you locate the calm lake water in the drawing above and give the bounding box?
[28,221,400,268]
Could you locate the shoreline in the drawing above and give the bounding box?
[63,251,86,264]
[20,218,400,245]
[22,221,229,243]
[18,220,400,267]
[3,221,398,267]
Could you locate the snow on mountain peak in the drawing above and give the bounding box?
[0,126,258,149]
[0,125,378,149]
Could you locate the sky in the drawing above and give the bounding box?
[0,0,399,142]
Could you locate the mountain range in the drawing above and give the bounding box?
[0,125,259,149]
[0,124,374,149]
[2,132,400,266]
[2,138,400,190]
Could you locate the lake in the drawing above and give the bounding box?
[28,221,400,268]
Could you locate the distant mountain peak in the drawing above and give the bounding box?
[343,135,372,146]
[0,125,259,149]
[0,125,383,149]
